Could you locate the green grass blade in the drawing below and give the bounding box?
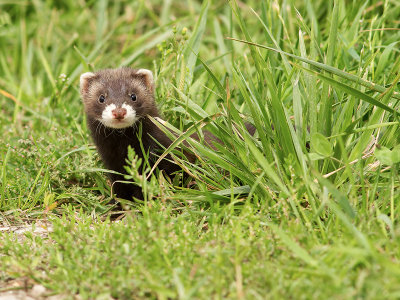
[226,37,400,101]
[320,0,339,135]
[181,0,209,80]
[299,65,398,116]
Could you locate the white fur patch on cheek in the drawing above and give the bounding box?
[101,104,116,123]
[121,103,137,125]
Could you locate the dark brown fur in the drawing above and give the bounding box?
[81,68,182,200]
[81,68,256,200]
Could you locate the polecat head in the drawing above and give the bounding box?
[80,68,158,129]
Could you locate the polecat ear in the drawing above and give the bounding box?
[80,72,97,95]
[135,69,154,93]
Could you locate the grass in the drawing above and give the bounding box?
[1,0,400,298]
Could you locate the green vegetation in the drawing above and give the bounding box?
[1,0,400,298]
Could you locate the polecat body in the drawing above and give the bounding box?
[80,68,182,200]
[80,67,256,200]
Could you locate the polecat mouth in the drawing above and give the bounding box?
[101,103,138,128]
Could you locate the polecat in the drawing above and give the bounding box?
[80,67,188,200]
[80,67,256,200]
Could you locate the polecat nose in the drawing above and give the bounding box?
[112,107,127,120]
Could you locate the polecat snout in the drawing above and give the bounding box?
[80,68,181,200]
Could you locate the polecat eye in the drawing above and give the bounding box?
[130,93,137,101]
[99,95,105,103]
